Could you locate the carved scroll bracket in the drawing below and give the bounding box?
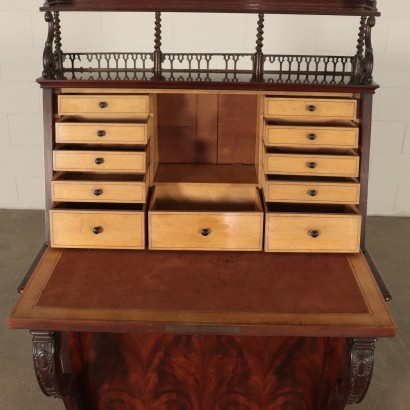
[362,16,376,84]
[31,330,74,399]
[335,337,378,405]
[353,16,376,84]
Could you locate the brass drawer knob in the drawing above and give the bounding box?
[309,189,317,197]
[99,101,108,109]
[95,157,104,165]
[97,130,106,137]
[307,161,317,169]
[307,105,317,112]
[310,230,320,238]
[200,228,211,237]
[94,189,103,196]
[93,226,103,235]
[308,133,316,140]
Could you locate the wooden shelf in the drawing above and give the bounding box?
[41,0,380,16]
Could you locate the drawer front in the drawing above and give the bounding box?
[149,213,263,251]
[264,125,359,148]
[51,181,148,203]
[264,153,360,177]
[265,98,357,120]
[55,123,149,145]
[264,181,360,204]
[58,95,149,116]
[50,211,145,249]
[265,214,361,253]
[53,150,148,173]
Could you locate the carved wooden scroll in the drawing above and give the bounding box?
[31,331,76,401]
[353,15,376,84]
[362,16,376,84]
[334,337,377,405]
[42,11,64,79]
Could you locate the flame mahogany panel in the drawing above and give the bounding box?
[66,332,347,410]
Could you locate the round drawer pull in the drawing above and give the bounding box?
[307,161,317,169]
[95,157,104,165]
[308,133,317,141]
[93,226,103,235]
[307,105,317,112]
[309,189,317,197]
[94,189,103,196]
[310,230,320,238]
[97,130,106,137]
[200,228,211,237]
[99,101,108,109]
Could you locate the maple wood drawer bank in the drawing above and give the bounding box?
[51,173,149,203]
[50,205,146,249]
[148,185,264,251]
[58,94,150,117]
[263,177,360,204]
[55,121,150,145]
[53,149,149,174]
[264,97,358,120]
[264,204,361,253]
[263,151,360,177]
[264,124,359,149]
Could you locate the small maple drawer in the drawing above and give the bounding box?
[53,148,149,174]
[264,98,357,121]
[55,122,150,145]
[148,185,264,251]
[264,176,360,204]
[264,204,361,253]
[58,95,149,117]
[263,150,360,178]
[264,124,359,149]
[50,204,145,249]
[51,173,149,203]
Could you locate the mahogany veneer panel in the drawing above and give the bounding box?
[68,333,346,410]
[9,248,396,336]
[217,94,257,165]
[157,94,218,164]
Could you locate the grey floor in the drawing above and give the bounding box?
[0,210,409,409]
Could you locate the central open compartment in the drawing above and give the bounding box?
[153,93,259,184]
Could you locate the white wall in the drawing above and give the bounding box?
[0,1,409,214]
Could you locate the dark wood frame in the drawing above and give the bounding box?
[41,0,380,16]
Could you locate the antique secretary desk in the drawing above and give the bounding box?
[8,0,397,409]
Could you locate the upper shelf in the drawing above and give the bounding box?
[41,0,380,16]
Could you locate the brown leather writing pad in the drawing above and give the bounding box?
[37,250,368,314]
